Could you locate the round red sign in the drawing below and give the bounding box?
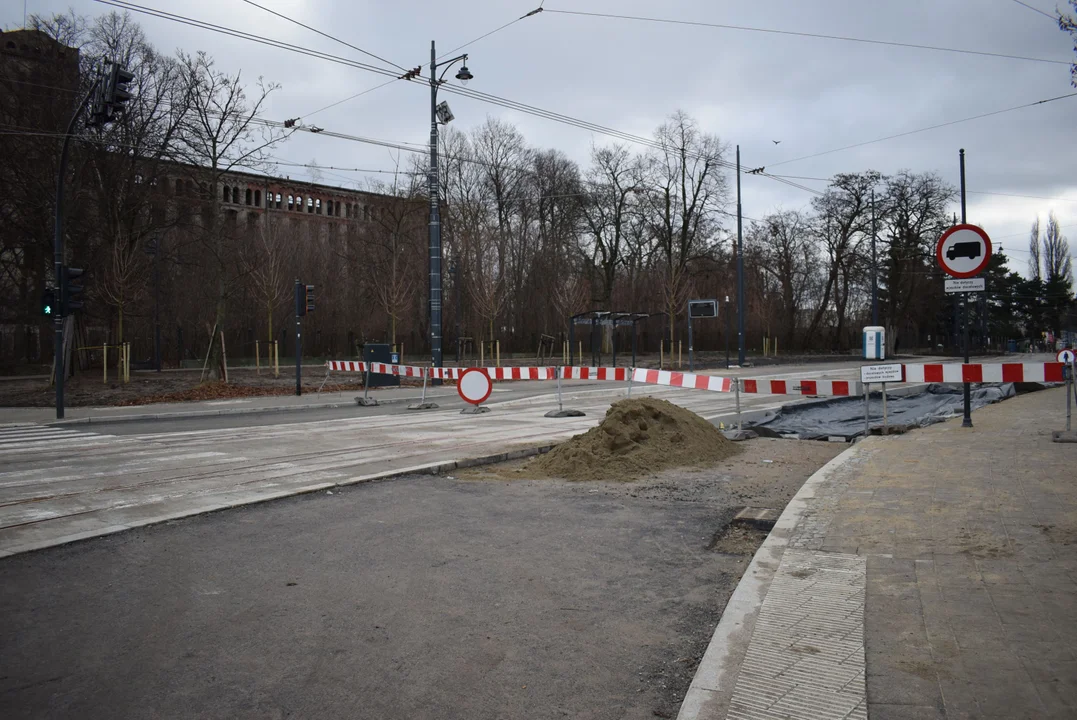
[936,224,992,279]
[457,368,492,405]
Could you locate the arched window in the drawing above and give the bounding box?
[316,199,322,215]
[254,190,261,207]
[223,186,231,203]
[245,188,252,205]
[363,205,371,221]
[276,193,282,209]
[345,203,351,218]
[288,195,295,210]
[335,201,342,217]
[307,197,314,213]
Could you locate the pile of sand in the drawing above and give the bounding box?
[531,397,742,481]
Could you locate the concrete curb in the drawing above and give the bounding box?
[0,444,555,559]
[675,440,872,720]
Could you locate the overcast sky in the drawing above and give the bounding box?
[7,0,1076,275]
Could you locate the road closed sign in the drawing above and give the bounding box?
[937,224,992,278]
[860,363,903,383]
[457,368,493,405]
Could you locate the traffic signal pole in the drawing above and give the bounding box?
[295,280,303,397]
[53,76,101,420]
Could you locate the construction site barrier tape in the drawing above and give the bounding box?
[903,362,1063,384]
[631,368,734,393]
[740,378,860,396]
[325,361,1065,395]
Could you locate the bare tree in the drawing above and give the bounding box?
[580,143,641,310]
[748,210,818,348]
[171,51,288,378]
[1061,1,1077,86]
[643,111,729,344]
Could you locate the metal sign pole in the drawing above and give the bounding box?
[959,149,972,428]
[556,367,564,413]
[1067,364,1072,433]
[882,382,888,435]
[864,382,871,438]
[734,378,742,430]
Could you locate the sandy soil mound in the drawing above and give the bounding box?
[531,397,741,481]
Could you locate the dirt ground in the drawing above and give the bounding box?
[0,367,420,407]
[456,436,845,717]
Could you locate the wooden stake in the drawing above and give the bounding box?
[256,340,261,375]
[219,331,229,383]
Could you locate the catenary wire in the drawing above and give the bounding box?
[542,7,1071,66]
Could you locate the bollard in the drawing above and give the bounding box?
[103,344,108,384]
[256,340,261,375]
[627,368,634,398]
[496,340,501,368]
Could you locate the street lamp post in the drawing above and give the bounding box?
[423,42,472,378]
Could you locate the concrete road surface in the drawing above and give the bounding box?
[0,360,878,556]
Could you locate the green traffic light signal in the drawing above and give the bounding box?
[42,288,56,317]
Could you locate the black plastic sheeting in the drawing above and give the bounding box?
[750,383,1018,440]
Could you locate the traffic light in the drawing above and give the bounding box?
[61,267,85,314]
[42,288,56,317]
[305,284,315,313]
[90,62,135,127]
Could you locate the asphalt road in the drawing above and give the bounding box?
[0,440,840,720]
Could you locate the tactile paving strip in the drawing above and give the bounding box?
[726,549,867,720]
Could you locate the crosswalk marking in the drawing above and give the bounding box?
[0,425,114,450]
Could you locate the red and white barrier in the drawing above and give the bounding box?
[631,368,734,393]
[903,362,1064,384]
[561,367,630,381]
[740,378,861,396]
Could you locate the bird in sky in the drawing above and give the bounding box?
[772,140,781,145]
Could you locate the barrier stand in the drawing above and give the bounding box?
[356,365,379,406]
[408,365,440,410]
[545,366,585,418]
[317,364,332,393]
[626,367,634,399]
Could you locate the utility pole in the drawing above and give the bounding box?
[153,234,161,371]
[736,145,745,367]
[871,189,878,327]
[959,149,972,428]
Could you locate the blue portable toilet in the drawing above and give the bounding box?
[863,326,885,360]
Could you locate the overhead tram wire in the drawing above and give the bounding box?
[93,0,820,196]
[436,5,544,61]
[238,0,410,73]
[767,91,1077,168]
[1008,0,1059,22]
[542,7,1072,67]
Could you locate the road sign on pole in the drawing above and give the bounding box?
[1058,349,1076,364]
[936,224,992,279]
[457,368,492,406]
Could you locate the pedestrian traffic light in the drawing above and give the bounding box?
[305,284,315,313]
[42,288,56,317]
[61,266,84,314]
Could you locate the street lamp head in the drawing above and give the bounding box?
[455,60,473,85]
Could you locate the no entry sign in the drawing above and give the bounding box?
[457,368,493,405]
[1058,348,1076,364]
[937,224,992,279]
